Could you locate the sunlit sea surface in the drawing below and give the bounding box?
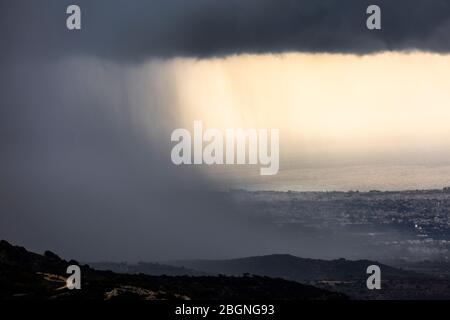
[205,164,450,192]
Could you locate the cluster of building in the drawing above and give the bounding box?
[230,188,450,260]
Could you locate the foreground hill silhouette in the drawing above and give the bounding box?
[0,240,346,300]
[89,254,450,299]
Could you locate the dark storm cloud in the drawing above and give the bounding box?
[2,0,450,62]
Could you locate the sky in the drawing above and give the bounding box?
[1,0,450,261]
[171,52,450,157]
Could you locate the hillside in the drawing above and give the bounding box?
[169,254,450,299]
[170,254,420,282]
[0,240,345,300]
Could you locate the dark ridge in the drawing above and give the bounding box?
[0,240,346,300]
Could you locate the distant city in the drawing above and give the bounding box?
[229,188,450,262]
